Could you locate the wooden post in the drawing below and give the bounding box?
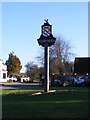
[44,47,49,92]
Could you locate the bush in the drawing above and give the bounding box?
[7,79,13,83]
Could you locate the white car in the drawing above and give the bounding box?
[7,76,17,82]
[20,77,29,82]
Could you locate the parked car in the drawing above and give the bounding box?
[84,75,90,87]
[54,76,74,86]
[54,76,62,86]
[74,76,85,86]
[20,77,29,82]
[7,76,17,82]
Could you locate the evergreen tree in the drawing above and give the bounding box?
[6,52,22,77]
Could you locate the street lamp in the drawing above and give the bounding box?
[37,19,56,92]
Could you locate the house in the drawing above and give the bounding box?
[0,60,30,83]
[20,73,29,82]
[74,57,90,76]
[0,59,7,82]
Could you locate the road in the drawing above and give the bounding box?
[0,82,40,90]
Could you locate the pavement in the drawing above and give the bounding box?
[0,82,40,90]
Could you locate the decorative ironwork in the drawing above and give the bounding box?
[37,20,56,47]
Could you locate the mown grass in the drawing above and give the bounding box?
[2,86,89,119]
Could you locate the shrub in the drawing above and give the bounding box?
[7,79,13,83]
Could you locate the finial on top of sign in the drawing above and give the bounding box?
[44,19,49,23]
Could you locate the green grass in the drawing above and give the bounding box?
[2,86,89,119]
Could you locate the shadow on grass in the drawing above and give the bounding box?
[2,87,89,119]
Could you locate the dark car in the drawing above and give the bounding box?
[54,76,62,86]
[84,75,90,87]
[54,76,74,86]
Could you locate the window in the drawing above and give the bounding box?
[3,73,6,79]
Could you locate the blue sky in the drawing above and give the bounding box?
[2,2,88,72]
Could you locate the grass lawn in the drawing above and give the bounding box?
[2,86,89,119]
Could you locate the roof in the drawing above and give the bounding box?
[74,57,90,75]
[20,73,28,77]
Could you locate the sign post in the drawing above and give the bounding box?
[37,19,56,92]
[44,47,49,92]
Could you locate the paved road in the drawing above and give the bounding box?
[0,82,40,90]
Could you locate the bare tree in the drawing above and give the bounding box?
[25,62,38,81]
[37,36,74,76]
[25,62,43,81]
[36,47,44,67]
[49,36,74,75]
